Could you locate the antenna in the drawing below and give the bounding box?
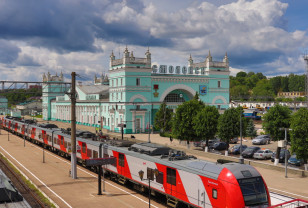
[304,51,308,109]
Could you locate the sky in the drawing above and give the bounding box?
[0,0,308,82]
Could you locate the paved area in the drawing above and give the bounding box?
[0,131,165,208]
[37,118,308,201]
[1,117,308,207]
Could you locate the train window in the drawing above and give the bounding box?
[167,168,176,186]
[118,153,125,167]
[238,177,268,206]
[93,150,98,158]
[64,141,68,148]
[82,143,86,153]
[147,168,154,181]
[156,172,163,184]
[212,189,218,199]
[54,137,57,144]
[87,149,92,157]
[104,153,109,158]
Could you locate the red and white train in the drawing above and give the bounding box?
[1,116,271,208]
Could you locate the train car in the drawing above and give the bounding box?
[2,116,271,208]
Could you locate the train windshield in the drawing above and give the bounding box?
[238,177,268,206]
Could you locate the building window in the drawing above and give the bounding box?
[112,80,114,87]
[218,81,221,88]
[121,78,123,86]
[136,78,140,86]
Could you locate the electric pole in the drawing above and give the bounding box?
[71,72,77,179]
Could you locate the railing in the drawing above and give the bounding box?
[268,199,308,208]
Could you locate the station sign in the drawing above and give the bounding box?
[152,65,207,75]
[85,157,116,166]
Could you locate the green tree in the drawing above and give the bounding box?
[262,104,292,160]
[154,102,173,133]
[246,118,257,139]
[172,99,204,142]
[269,76,282,95]
[252,79,275,101]
[230,85,250,100]
[192,105,220,147]
[280,76,289,92]
[217,107,242,148]
[290,108,308,164]
[236,71,247,78]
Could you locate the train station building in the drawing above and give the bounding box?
[42,48,230,133]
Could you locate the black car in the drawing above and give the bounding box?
[271,149,291,163]
[229,145,248,155]
[242,146,261,158]
[210,142,228,151]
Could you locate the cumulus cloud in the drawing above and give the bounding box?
[0,0,307,81]
[0,39,20,63]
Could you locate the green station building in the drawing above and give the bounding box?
[43,48,230,133]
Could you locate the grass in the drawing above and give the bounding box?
[0,153,56,208]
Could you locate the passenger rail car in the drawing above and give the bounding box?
[1,117,271,208]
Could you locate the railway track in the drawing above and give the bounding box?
[0,153,48,208]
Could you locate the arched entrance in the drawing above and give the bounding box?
[160,84,196,102]
[163,89,194,102]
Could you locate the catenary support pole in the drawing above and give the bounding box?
[71,72,77,179]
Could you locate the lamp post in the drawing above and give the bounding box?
[239,109,244,164]
[279,128,292,178]
[138,169,159,208]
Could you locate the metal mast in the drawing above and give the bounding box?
[304,53,308,108]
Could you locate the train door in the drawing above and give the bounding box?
[42,130,48,144]
[166,167,177,197]
[21,124,25,135]
[198,178,212,208]
[118,153,125,175]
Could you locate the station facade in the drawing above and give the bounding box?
[43,48,230,133]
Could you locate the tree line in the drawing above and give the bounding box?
[231,72,306,101]
[154,96,308,164]
[1,88,42,108]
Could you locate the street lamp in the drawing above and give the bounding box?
[239,109,244,164]
[279,128,292,178]
[138,169,159,208]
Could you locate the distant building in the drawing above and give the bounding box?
[29,85,42,89]
[43,48,230,133]
[0,96,8,115]
[16,100,42,116]
[277,91,305,98]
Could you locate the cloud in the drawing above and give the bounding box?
[0,0,307,81]
[0,39,20,63]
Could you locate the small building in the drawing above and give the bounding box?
[0,96,8,115]
[16,100,42,116]
[277,91,305,98]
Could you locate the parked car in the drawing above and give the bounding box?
[229,145,247,155]
[242,146,261,158]
[271,149,291,163]
[201,139,220,149]
[230,137,238,144]
[288,154,304,166]
[253,149,273,160]
[252,135,271,145]
[210,142,228,151]
[193,140,202,147]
